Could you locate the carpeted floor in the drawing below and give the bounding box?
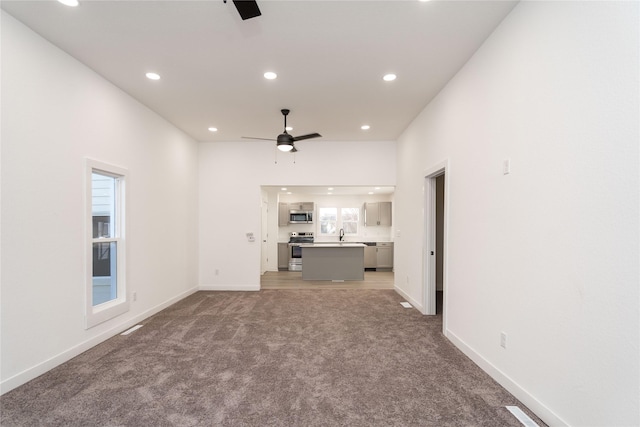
[1,290,545,426]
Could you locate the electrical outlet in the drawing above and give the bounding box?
[132,292,137,302]
[500,332,508,349]
[215,269,219,276]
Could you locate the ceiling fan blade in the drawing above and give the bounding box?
[232,0,261,20]
[292,133,322,142]
[242,136,275,141]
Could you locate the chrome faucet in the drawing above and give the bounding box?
[339,228,345,241]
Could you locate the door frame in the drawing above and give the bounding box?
[260,198,269,275]
[423,160,449,331]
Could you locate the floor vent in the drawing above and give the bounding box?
[400,302,412,308]
[121,325,143,336]
[506,406,539,427]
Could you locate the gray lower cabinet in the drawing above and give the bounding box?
[376,242,394,269]
[301,245,364,281]
[278,243,289,270]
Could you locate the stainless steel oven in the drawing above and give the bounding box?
[288,232,314,271]
[288,244,303,271]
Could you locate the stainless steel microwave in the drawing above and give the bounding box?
[289,210,313,224]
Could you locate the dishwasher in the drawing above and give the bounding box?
[364,242,377,270]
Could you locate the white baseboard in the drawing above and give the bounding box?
[199,284,260,291]
[1,286,198,395]
[445,329,568,427]
[394,284,424,313]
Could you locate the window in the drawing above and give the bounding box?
[86,159,128,328]
[318,207,360,236]
[341,208,359,235]
[319,207,337,235]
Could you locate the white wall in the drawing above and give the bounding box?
[394,2,639,426]
[198,140,395,289]
[1,12,199,393]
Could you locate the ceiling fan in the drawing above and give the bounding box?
[243,109,322,152]
[225,0,261,20]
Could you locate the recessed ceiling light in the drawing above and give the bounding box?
[285,126,293,131]
[146,72,161,80]
[264,71,277,80]
[328,192,333,195]
[361,125,371,130]
[281,187,287,191]
[287,192,292,195]
[368,192,374,195]
[383,74,397,82]
[328,187,334,190]
[208,127,218,132]
[375,187,381,190]
[58,0,79,6]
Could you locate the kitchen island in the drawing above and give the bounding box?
[300,243,366,281]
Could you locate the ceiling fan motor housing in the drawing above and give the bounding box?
[277,132,294,151]
[277,133,293,144]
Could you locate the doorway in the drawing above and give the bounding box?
[423,162,447,329]
[261,199,269,275]
[435,175,445,314]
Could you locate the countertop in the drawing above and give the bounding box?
[299,243,367,248]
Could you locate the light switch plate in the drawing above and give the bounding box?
[503,159,511,175]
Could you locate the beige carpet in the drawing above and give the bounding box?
[1,290,545,426]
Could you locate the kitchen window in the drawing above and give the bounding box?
[318,207,337,235]
[318,207,360,236]
[85,159,129,329]
[341,208,359,235]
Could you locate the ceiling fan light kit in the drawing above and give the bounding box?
[277,142,294,152]
[243,108,322,153]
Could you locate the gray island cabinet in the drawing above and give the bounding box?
[300,243,366,281]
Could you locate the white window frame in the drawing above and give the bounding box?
[318,207,338,236]
[85,159,129,329]
[340,207,360,235]
[318,206,360,237]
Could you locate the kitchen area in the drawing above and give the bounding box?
[263,186,394,288]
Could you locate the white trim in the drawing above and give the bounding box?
[120,325,144,336]
[85,158,129,329]
[199,284,261,291]
[394,285,423,313]
[446,330,568,427]
[0,286,198,395]
[423,175,437,315]
[422,160,449,334]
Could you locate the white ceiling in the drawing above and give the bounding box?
[1,0,517,144]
